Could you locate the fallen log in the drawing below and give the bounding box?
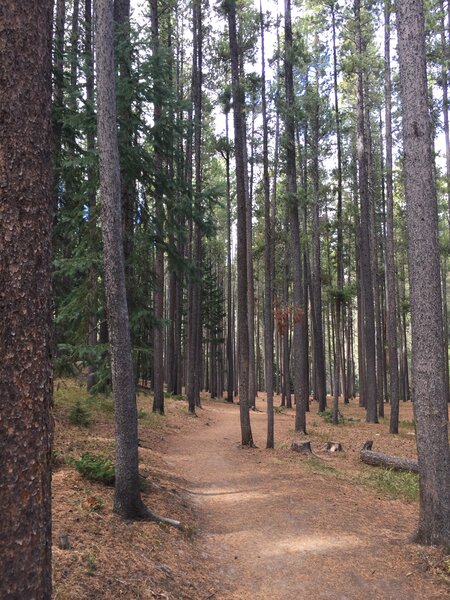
[360,440,419,474]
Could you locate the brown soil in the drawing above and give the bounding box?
[52,383,450,599]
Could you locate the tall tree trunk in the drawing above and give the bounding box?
[150,0,165,415]
[260,1,274,448]
[227,0,254,445]
[285,0,308,433]
[53,0,66,216]
[384,0,400,433]
[97,0,147,519]
[310,55,327,414]
[114,0,134,269]
[85,0,99,393]
[355,0,378,423]
[225,112,234,403]
[331,2,344,422]
[396,0,450,547]
[0,3,53,596]
[186,0,203,412]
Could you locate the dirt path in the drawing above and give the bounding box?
[165,399,449,600]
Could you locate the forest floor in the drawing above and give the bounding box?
[52,380,450,599]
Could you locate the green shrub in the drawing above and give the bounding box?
[72,452,115,485]
[137,408,148,419]
[69,401,91,427]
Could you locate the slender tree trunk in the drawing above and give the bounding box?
[260,2,274,448]
[85,0,99,393]
[227,0,254,445]
[396,0,450,547]
[150,0,165,415]
[97,0,147,519]
[225,112,234,403]
[53,0,66,216]
[331,2,344,423]
[285,0,308,434]
[310,56,327,414]
[114,0,135,269]
[355,0,378,423]
[384,0,400,433]
[0,3,53,596]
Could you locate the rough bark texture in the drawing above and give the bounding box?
[260,2,274,448]
[384,0,400,434]
[225,113,234,403]
[227,0,254,446]
[0,3,53,597]
[285,0,308,434]
[310,61,327,414]
[355,0,378,423]
[331,2,344,423]
[360,441,418,473]
[114,0,134,267]
[396,0,450,547]
[96,0,146,519]
[150,0,165,415]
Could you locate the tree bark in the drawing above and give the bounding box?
[150,0,165,415]
[384,0,400,433]
[285,0,308,434]
[310,50,327,415]
[260,1,274,448]
[360,441,419,473]
[396,0,450,547]
[0,3,53,596]
[355,0,378,423]
[227,0,254,445]
[97,0,146,519]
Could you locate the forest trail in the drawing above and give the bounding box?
[165,398,449,600]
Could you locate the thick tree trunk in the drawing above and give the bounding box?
[0,4,53,596]
[396,0,450,547]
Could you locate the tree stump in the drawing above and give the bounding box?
[57,533,71,550]
[360,440,419,473]
[291,441,312,454]
[323,441,343,452]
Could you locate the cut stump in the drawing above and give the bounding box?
[360,440,419,474]
[323,441,343,452]
[291,441,312,454]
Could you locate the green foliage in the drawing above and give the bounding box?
[71,453,115,485]
[69,400,91,427]
[361,468,419,502]
[137,408,148,419]
[84,553,97,576]
[318,409,344,424]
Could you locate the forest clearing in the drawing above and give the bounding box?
[51,379,450,599]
